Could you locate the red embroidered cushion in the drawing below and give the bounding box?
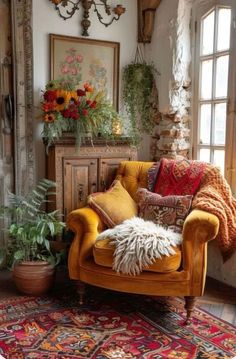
[137,188,193,233]
[153,158,207,196]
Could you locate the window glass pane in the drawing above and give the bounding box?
[217,8,231,52]
[200,60,213,99]
[199,148,210,163]
[202,11,215,55]
[214,103,226,145]
[215,55,229,98]
[199,104,211,144]
[213,150,225,173]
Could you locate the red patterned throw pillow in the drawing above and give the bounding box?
[137,188,192,233]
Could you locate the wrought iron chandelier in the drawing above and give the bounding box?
[49,0,126,37]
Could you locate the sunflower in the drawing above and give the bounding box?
[55,90,70,111]
[44,113,55,123]
[68,91,79,104]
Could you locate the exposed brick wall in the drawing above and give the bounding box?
[150,0,193,161]
[151,112,190,160]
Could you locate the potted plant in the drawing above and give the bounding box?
[122,61,158,144]
[0,179,65,295]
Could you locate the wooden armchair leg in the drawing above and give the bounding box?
[76,281,85,305]
[184,296,196,325]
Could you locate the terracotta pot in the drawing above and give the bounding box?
[13,261,55,295]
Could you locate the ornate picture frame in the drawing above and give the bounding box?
[50,34,120,110]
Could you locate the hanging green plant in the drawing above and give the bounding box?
[122,61,157,143]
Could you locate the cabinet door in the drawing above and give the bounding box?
[99,157,129,191]
[63,158,97,217]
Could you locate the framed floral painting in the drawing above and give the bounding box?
[50,34,120,110]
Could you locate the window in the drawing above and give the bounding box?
[193,1,236,193]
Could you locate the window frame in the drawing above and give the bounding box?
[192,1,233,172]
[191,0,236,192]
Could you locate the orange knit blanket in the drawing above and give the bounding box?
[192,164,236,261]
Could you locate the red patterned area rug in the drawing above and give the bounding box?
[0,288,235,359]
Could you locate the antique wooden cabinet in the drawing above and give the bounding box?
[46,137,137,219]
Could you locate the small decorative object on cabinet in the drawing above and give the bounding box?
[45,136,137,219]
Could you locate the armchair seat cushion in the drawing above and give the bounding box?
[93,238,182,273]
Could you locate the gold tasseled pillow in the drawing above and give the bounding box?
[87,180,137,228]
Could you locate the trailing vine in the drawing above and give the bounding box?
[122,62,157,144]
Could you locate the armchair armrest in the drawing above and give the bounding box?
[182,209,219,295]
[183,209,219,244]
[67,207,105,279]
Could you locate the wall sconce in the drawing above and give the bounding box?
[49,0,126,37]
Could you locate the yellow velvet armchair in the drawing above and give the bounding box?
[67,161,219,323]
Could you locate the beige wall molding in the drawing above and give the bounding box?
[11,0,35,195]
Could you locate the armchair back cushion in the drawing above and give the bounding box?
[115,161,154,201]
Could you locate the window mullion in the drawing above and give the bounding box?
[210,8,218,163]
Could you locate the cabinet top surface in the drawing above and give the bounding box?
[44,136,134,148]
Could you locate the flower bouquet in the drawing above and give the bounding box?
[41,79,119,149]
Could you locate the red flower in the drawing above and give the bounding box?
[77,89,86,97]
[70,111,79,120]
[44,90,57,102]
[62,109,71,118]
[69,103,76,110]
[90,101,97,109]
[86,100,92,106]
[82,109,88,116]
[42,102,56,112]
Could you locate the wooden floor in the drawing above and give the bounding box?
[0,269,236,325]
[198,277,236,325]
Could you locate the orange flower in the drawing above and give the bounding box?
[55,90,70,111]
[84,83,94,93]
[44,113,55,123]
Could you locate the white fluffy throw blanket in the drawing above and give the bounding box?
[96,217,182,275]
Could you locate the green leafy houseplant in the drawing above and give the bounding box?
[122,62,157,144]
[0,178,65,268]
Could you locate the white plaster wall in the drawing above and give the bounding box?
[33,0,138,180]
[207,241,236,287]
[145,0,179,113]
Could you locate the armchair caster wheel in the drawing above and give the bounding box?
[76,281,85,305]
[184,296,196,325]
